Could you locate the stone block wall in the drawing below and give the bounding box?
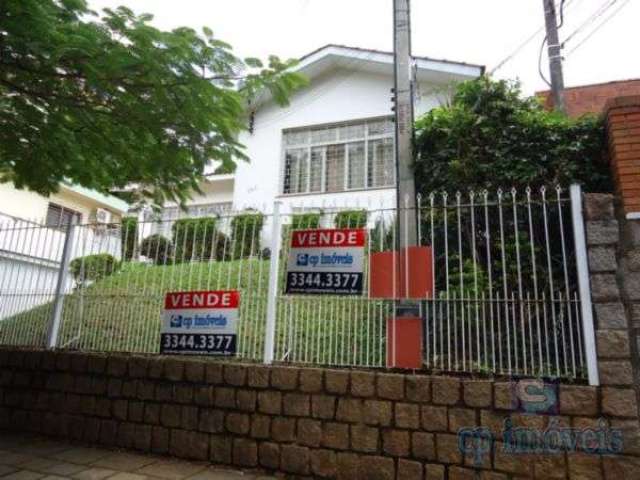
[2,348,640,479]
[585,194,638,389]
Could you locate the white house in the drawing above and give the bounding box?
[233,45,484,215]
[144,45,483,237]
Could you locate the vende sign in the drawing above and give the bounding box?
[164,291,239,310]
[286,228,366,295]
[160,290,239,356]
[291,229,366,248]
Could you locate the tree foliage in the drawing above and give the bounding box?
[0,0,307,204]
[414,77,612,194]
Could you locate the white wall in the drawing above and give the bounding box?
[0,213,122,320]
[233,68,444,216]
[0,183,125,223]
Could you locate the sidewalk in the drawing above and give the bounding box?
[0,432,276,480]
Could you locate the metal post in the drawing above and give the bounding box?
[46,221,76,349]
[570,184,599,386]
[263,201,282,364]
[542,0,566,113]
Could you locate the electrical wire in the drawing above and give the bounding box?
[538,0,567,87]
[565,0,631,56]
[490,0,574,75]
[557,0,567,28]
[562,0,619,47]
[538,35,552,87]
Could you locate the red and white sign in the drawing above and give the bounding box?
[286,228,366,295]
[160,290,239,355]
[164,290,239,310]
[291,229,366,248]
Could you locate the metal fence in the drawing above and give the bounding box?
[0,185,597,383]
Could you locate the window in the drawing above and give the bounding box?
[46,203,82,229]
[282,117,394,195]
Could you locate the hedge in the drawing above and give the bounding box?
[69,254,120,286]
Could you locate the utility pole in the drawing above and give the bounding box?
[393,0,418,253]
[542,0,566,113]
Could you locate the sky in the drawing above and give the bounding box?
[88,0,638,95]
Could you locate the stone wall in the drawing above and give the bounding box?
[1,348,640,479]
[585,193,640,415]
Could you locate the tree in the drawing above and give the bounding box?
[0,0,306,205]
[413,77,612,194]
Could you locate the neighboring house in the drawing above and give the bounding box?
[0,182,129,227]
[149,45,483,236]
[538,78,640,117]
[0,183,129,320]
[139,173,234,239]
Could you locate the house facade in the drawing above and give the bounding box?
[233,45,484,215]
[146,45,484,234]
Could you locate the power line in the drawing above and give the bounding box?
[562,0,619,47]
[565,0,631,56]
[490,0,575,75]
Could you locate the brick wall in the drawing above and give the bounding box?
[604,96,640,218]
[2,348,640,479]
[538,79,640,117]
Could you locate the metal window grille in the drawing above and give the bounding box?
[282,117,395,195]
[45,203,82,229]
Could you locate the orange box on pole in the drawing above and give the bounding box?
[369,246,433,299]
[386,316,423,369]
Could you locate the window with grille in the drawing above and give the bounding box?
[45,203,82,229]
[282,117,394,195]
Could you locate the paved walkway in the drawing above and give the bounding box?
[0,432,276,480]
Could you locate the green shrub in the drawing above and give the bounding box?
[370,218,395,252]
[140,234,173,265]
[121,216,138,261]
[414,77,612,193]
[70,254,120,286]
[291,212,321,230]
[334,209,368,229]
[172,217,222,262]
[230,211,264,258]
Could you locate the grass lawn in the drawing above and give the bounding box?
[0,259,391,367]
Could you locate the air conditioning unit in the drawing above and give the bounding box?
[93,208,112,224]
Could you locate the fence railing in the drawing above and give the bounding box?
[0,185,597,383]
